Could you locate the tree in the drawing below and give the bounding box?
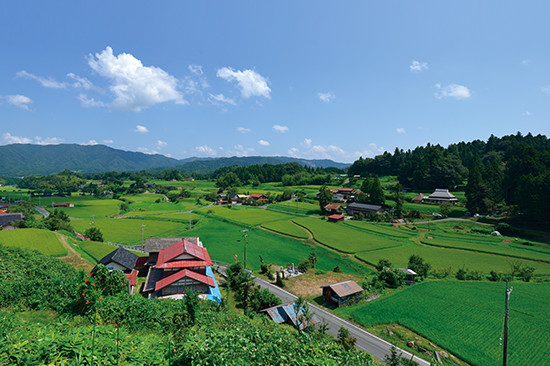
[216,172,242,190]
[407,255,430,279]
[318,185,333,213]
[293,296,315,332]
[84,227,104,242]
[369,176,385,205]
[337,326,357,350]
[439,202,451,216]
[308,251,318,268]
[376,259,392,272]
[393,184,404,218]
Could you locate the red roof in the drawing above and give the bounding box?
[157,260,210,269]
[338,188,355,192]
[126,269,138,286]
[155,269,215,291]
[324,204,341,210]
[157,238,212,267]
[250,193,264,198]
[256,198,268,202]
[328,214,345,221]
[134,256,149,267]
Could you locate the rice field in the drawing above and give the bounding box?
[43,197,120,218]
[267,201,320,215]
[337,281,550,366]
[197,205,298,227]
[79,241,146,262]
[0,228,67,257]
[261,220,309,239]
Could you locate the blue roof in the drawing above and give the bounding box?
[205,266,222,302]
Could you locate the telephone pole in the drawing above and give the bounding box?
[141,223,146,246]
[91,215,95,228]
[503,280,513,366]
[242,228,248,269]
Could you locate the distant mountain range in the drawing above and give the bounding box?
[0,144,349,176]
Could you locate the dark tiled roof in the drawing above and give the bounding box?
[0,213,24,227]
[346,202,383,212]
[144,267,164,292]
[98,247,139,270]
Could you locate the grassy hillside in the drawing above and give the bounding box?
[0,228,67,256]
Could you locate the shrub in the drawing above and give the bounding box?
[456,267,467,280]
[84,227,104,242]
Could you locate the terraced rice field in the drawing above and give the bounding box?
[0,228,67,256]
[337,281,550,366]
[45,197,120,218]
[260,220,309,239]
[268,201,320,215]
[292,217,408,253]
[79,241,145,262]
[197,205,298,227]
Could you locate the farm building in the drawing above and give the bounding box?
[324,203,342,215]
[425,189,458,204]
[411,193,424,203]
[96,247,139,273]
[328,214,345,222]
[399,268,418,285]
[143,237,221,302]
[261,303,320,330]
[249,193,267,201]
[321,280,363,307]
[346,202,384,217]
[0,212,24,228]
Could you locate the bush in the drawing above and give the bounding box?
[84,226,104,242]
[431,267,453,279]
[488,270,503,282]
[456,267,467,280]
[332,266,341,273]
[407,255,430,279]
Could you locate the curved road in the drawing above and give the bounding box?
[215,265,429,365]
[34,206,49,218]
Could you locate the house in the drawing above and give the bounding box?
[425,189,458,204]
[143,237,221,302]
[0,212,24,228]
[346,202,384,217]
[53,203,74,208]
[411,193,424,203]
[96,247,139,273]
[183,178,195,181]
[337,187,357,198]
[399,268,418,285]
[324,203,342,215]
[261,303,320,330]
[328,214,345,222]
[249,193,267,201]
[332,193,345,203]
[321,280,363,307]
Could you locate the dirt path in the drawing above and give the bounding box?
[55,232,94,273]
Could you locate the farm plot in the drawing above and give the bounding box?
[261,220,309,239]
[343,221,417,239]
[197,206,298,227]
[292,217,408,254]
[355,243,550,274]
[48,197,120,218]
[0,228,67,256]
[182,218,369,275]
[268,201,320,215]
[337,281,550,366]
[71,218,185,245]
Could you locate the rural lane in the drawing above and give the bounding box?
[215,265,430,365]
[35,206,49,218]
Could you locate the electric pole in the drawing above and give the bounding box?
[91,215,95,228]
[503,280,513,366]
[141,223,146,246]
[189,210,192,230]
[242,228,248,269]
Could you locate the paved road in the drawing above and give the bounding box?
[215,265,430,365]
[34,206,49,218]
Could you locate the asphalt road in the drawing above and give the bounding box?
[34,206,49,218]
[215,265,430,365]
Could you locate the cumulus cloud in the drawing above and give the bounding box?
[83,140,99,145]
[67,73,95,90]
[237,127,251,134]
[228,144,255,157]
[396,128,406,134]
[288,147,300,157]
[434,83,471,99]
[216,67,271,99]
[78,94,105,107]
[35,136,64,145]
[133,125,149,134]
[303,138,312,148]
[318,92,335,103]
[258,139,270,146]
[2,94,33,110]
[188,65,203,75]
[157,140,167,148]
[195,145,217,156]
[88,46,185,111]
[409,60,429,72]
[272,124,288,133]
[16,70,67,89]
[2,133,65,145]
[208,93,236,105]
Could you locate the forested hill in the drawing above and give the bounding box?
[349,132,550,221]
[0,144,348,176]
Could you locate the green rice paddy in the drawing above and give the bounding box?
[0,228,67,257]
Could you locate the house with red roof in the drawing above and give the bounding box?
[249,193,267,201]
[143,237,220,301]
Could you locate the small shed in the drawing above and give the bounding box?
[96,247,139,273]
[328,214,345,222]
[261,303,320,330]
[321,280,363,307]
[399,268,418,285]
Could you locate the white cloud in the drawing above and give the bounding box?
[523,111,531,116]
[134,125,149,134]
[2,132,32,144]
[78,94,105,107]
[195,145,217,156]
[409,60,429,72]
[208,93,236,105]
[83,139,99,145]
[288,147,300,157]
[258,139,270,146]
[16,70,67,89]
[88,46,185,111]
[303,138,312,148]
[541,85,550,94]
[103,139,114,144]
[1,133,64,145]
[318,92,335,103]
[237,127,251,134]
[216,67,271,99]
[188,65,203,75]
[396,128,406,134]
[3,94,33,110]
[67,73,95,90]
[228,144,255,157]
[157,140,167,148]
[434,83,471,99]
[272,124,288,133]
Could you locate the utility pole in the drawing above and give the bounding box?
[189,210,192,230]
[91,215,95,228]
[141,223,146,246]
[503,280,513,366]
[242,228,248,269]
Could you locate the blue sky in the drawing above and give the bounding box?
[1,1,549,163]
